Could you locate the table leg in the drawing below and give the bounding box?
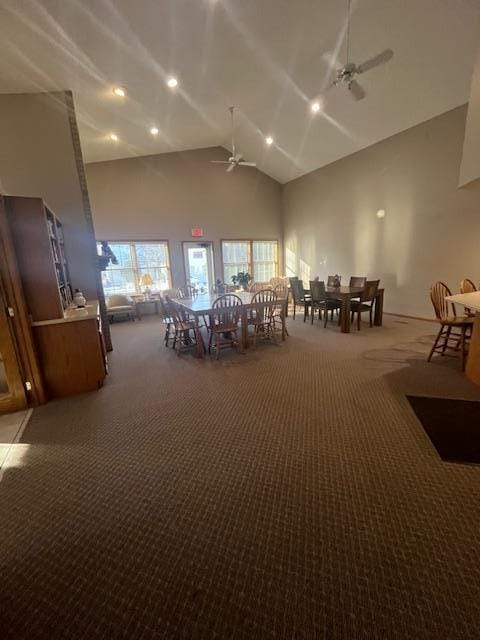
[466,312,480,385]
[193,316,205,358]
[374,290,384,326]
[340,298,351,333]
[241,307,249,350]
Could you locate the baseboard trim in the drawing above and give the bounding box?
[384,312,436,323]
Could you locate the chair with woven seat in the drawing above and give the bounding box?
[269,276,286,289]
[106,294,135,322]
[309,280,342,326]
[460,278,478,316]
[427,281,473,371]
[349,280,380,330]
[165,296,203,356]
[207,294,242,359]
[289,278,311,320]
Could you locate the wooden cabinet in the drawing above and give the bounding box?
[33,316,106,397]
[2,195,106,402]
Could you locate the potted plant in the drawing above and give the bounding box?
[98,241,118,271]
[231,271,252,291]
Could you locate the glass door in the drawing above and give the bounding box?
[183,242,215,294]
[0,282,27,413]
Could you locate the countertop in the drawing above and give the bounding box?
[31,301,99,327]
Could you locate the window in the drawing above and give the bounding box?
[222,240,278,283]
[97,241,171,295]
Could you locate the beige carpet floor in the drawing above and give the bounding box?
[0,314,479,639]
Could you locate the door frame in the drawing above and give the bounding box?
[181,241,215,293]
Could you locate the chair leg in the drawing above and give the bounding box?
[293,304,296,320]
[324,306,328,328]
[311,306,314,324]
[441,326,451,355]
[357,309,361,331]
[369,306,373,327]
[461,326,466,371]
[427,325,444,362]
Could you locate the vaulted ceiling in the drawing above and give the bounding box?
[0,0,479,183]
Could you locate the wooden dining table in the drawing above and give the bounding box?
[322,286,385,333]
[446,291,480,385]
[172,291,287,357]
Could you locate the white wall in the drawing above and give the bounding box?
[86,147,283,288]
[282,105,480,318]
[0,92,98,299]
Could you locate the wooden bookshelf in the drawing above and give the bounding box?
[4,196,72,321]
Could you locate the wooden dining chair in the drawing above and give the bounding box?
[428,281,473,371]
[248,289,278,347]
[269,276,285,288]
[289,278,311,320]
[272,283,289,335]
[207,294,243,359]
[460,278,477,317]
[349,276,367,288]
[164,297,202,357]
[176,285,197,299]
[249,281,269,293]
[158,295,175,347]
[327,275,341,287]
[309,280,342,326]
[350,280,380,330]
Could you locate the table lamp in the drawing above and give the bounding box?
[139,273,154,299]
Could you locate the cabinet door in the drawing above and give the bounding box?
[0,283,27,413]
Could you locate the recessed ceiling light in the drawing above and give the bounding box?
[108,133,119,142]
[113,87,126,97]
[150,126,159,136]
[376,209,386,219]
[311,101,321,113]
[265,136,274,146]
[166,77,178,89]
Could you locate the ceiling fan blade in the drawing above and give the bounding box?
[357,48,393,74]
[226,163,236,173]
[349,80,366,101]
[234,153,243,162]
[238,162,256,167]
[211,160,231,164]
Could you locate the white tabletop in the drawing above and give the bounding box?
[445,292,480,312]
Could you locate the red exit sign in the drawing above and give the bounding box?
[191,227,203,237]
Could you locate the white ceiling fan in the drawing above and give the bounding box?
[211,106,257,172]
[332,0,394,100]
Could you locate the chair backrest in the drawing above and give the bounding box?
[350,276,367,288]
[360,280,380,303]
[460,278,477,294]
[327,275,341,287]
[176,285,196,299]
[273,283,288,299]
[430,281,455,320]
[211,294,242,326]
[309,280,326,303]
[289,278,305,303]
[269,276,285,288]
[252,289,277,323]
[163,296,189,324]
[157,295,171,320]
[249,281,269,293]
[107,294,132,308]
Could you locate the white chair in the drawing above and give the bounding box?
[106,294,136,322]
